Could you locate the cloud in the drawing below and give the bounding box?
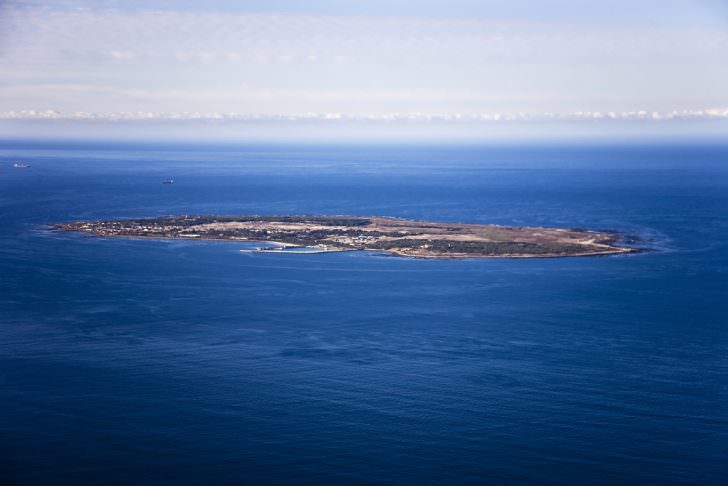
[1,4,727,118]
[2,108,727,122]
[110,50,136,60]
[3,6,727,66]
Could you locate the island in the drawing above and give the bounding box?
[54,215,639,259]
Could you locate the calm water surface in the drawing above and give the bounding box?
[1,142,727,484]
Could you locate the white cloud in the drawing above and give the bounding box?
[2,108,727,122]
[1,5,727,117]
[3,7,726,67]
[110,50,136,60]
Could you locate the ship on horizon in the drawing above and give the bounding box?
[162,178,175,184]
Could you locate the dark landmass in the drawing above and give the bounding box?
[55,215,639,258]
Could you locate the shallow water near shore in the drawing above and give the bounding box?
[1,142,727,484]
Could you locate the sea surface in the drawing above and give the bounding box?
[1,141,727,484]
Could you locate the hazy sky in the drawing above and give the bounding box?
[2,0,728,140]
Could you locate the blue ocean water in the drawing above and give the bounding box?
[0,141,726,484]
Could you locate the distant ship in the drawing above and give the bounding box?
[13,162,31,169]
[162,178,175,184]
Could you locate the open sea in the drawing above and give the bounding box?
[0,141,726,485]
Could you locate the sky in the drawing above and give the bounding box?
[1,0,728,141]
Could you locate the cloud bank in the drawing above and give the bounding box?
[2,2,727,140]
[2,109,727,122]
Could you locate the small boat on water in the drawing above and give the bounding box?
[13,162,31,168]
[162,178,175,184]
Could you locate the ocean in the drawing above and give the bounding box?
[1,141,726,484]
